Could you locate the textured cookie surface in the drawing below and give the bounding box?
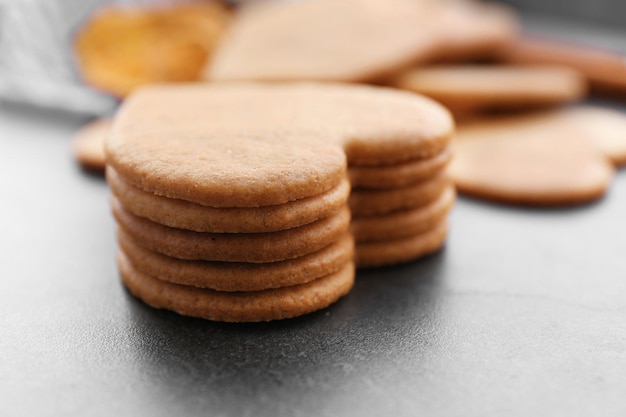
[112,197,350,263]
[450,113,615,206]
[108,166,350,233]
[118,228,354,291]
[119,251,355,322]
[393,65,586,111]
[71,118,111,171]
[106,83,453,207]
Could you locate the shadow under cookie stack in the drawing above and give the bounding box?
[105,83,454,322]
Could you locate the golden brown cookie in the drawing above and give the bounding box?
[107,166,351,233]
[349,173,452,216]
[118,251,355,322]
[498,35,626,95]
[74,2,231,97]
[118,228,354,292]
[355,220,449,268]
[112,197,351,263]
[351,186,455,243]
[71,118,111,171]
[106,83,453,207]
[348,146,453,189]
[392,65,587,112]
[450,112,616,206]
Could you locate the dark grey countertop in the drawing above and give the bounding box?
[2,17,626,414]
[2,96,625,417]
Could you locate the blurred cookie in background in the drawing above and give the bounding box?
[426,0,520,63]
[71,117,111,172]
[497,35,626,96]
[206,0,520,83]
[391,65,587,115]
[74,1,231,98]
[449,110,617,207]
[544,106,626,167]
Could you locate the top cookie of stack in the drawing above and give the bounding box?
[106,83,453,321]
[107,84,452,203]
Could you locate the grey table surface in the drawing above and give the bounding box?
[2,22,626,417]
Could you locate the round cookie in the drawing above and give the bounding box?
[106,83,453,206]
[112,197,351,263]
[392,65,587,112]
[355,221,449,268]
[118,228,355,292]
[71,118,111,171]
[349,172,451,216]
[351,186,455,243]
[118,251,355,322]
[348,146,453,189]
[107,166,351,233]
[450,113,615,206]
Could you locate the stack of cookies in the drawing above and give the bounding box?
[107,167,355,322]
[106,83,454,321]
[349,149,455,268]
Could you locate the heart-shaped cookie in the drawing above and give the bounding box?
[107,83,454,321]
[450,111,616,206]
